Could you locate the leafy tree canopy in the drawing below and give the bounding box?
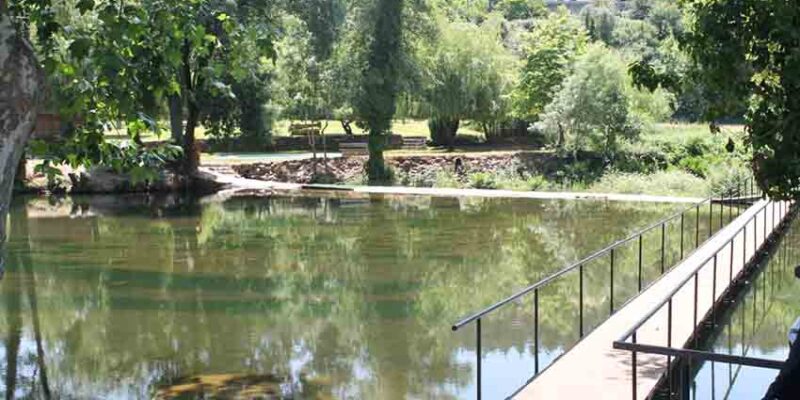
[10,0,276,177]
[512,7,587,122]
[679,0,800,198]
[411,15,516,148]
[537,44,661,156]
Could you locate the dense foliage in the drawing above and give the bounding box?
[414,15,515,149]
[537,44,643,156]
[511,8,587,122]
[679,0,800,198]
[9,0,276,179]
[9,0,788,191]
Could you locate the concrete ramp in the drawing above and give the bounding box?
[514,200,791,400]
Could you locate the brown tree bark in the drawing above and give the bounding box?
[168,94,184,143]
[0,10,46,243]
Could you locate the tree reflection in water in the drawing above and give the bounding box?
[0,194,714,398]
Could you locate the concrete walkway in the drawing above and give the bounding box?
[514,199,791,400]
[198,167,705,204]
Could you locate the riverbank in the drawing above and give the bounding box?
[229,150,737,198]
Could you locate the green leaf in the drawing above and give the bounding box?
[76,0,95,14]
[69,38,93,59]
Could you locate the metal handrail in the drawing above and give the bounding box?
[613,342,784,370]
[611,198,793,400]
[451,185,762,331]
[450,177,761,400]
[451,198,711,330]
[615,200,781,342]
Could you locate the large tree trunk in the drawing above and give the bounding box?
[168,95,184,143]
[367,131,388,184]
[180,40,200,176]
[0,12,46,243]
[183,101,200,176]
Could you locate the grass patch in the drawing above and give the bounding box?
[588,170,709,197]
[271,119,484,138]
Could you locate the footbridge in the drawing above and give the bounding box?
[451,180,794,399]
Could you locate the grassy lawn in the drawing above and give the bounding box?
[646,122,745,143]
[271,119,484,138]
[107,119,744,163]
[105,119,484,142]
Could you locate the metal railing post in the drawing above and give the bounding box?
[638,235,643,292]
[579,264,584,338]
[476,319,482,400]
[693,272,698,345]
[773,202,777,230]
[709,200,714,237]
[728,193,733,223]
[729,240,734,284]
[720,197,724,230]
[534,288,539,374]
[632,332,638,400]
[695,204,700,247]
[754,212,758,256]
[743,226,747,266]
[711,254,718,324]
[680,213,685,259]
[661,223,666,274]
[610,249,615,315]
[738,181,742,202]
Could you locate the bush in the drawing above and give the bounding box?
[494,172,549,191]
[433,170,463,188]
[707,162,753,196]
[537,44,643,156]
[589,170,709,197]
[467,172,498,189]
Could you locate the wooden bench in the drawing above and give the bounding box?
[288,122,321,136]
[402,136,427,150]
[340,142,368,157]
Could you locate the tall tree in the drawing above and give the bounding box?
[138,0,275,175]
[680,0,800,197]
[417,16,516,150]
[354,0,406,184]
[512,7,587,122]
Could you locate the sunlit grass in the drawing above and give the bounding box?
[104,118,485,142]
[645,122,745,143]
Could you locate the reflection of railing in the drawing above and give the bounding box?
[613,198,794,400]
[451,177,761,400]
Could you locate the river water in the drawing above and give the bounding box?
[0,194,694,399]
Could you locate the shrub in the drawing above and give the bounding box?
[707,162,753,196]
[537,44,642,157]
[589,170,709,197]
[467,172,498,189]
[433,170,463,188]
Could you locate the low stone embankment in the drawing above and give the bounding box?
[233,152,564,184]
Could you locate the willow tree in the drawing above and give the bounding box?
[680,0,800,198]
[417,16,516,150]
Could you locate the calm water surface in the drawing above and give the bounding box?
[0,194,687,399]
[690,216,800,400]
